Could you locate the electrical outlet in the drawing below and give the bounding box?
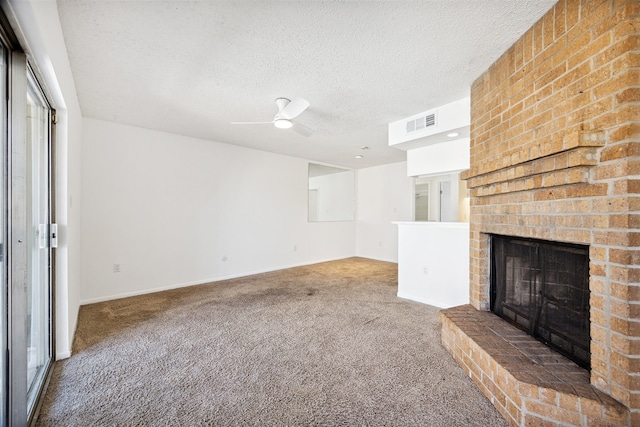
[113,264,121,273]
[423,266,428,274]
[294,245,297,251]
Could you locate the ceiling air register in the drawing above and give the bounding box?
[406,113,436,133]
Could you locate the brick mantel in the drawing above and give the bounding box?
[442,0,640,425]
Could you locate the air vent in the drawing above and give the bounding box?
[425,113,436,127]
[406,113,436,133]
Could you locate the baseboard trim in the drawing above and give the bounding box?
[80,257,357,305]
[396,292,451,309]
[356,255,398,263]
[56,350,72,360]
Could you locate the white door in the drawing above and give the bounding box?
[439,180,454,222]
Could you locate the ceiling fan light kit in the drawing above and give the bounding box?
[274,118,293,129]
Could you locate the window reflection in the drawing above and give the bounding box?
[308,163,355,222]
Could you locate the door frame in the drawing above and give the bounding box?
[8,49,28,427]
[5,48,56,427]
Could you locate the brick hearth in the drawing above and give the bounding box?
[440,0,640,426]
[441,305,628,426]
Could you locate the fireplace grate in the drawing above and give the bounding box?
[490,235,590,370]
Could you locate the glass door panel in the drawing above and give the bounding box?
[25,70,51,414]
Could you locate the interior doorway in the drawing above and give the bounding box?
[414,182,430,221]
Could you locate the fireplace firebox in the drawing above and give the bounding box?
[490,235,590,369]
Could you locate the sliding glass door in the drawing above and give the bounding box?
[0,14,55,425]
[25,69,53,417]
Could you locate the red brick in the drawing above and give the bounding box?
[523,413,558,427]
[600,142,640,162]
[466,2,640,419]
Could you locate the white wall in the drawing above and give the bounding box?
[407,137,470,177]
[356,162,413,262]
[81,118,356,303]
[6,0,83,359]
[396,222,470,308]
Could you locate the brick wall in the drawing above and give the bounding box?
[461,0,640,422]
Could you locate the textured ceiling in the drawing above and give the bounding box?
[56,0,556,169]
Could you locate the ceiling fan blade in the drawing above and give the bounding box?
[280,97,309,119]
[230,121,274,125]
[292,122,315,137]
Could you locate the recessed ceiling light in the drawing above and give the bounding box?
[360,146,369,150]
[447,132,460,138]
[354,155,364,159]
[274,118,293,129]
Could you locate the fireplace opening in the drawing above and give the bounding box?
[490,235,590,370]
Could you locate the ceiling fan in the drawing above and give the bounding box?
[231,97,315,137]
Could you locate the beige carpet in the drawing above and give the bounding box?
[36,257,508,426]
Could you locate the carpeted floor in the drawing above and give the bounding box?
[36,257,508,426]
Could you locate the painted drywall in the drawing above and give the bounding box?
[81,118,356,303]
[6,0,83,359]
[356,162,413,262]
[389,97,470,150]
[396,222,469,308]
[407,137,470,177]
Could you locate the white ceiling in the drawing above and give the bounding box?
[56,0,556,170]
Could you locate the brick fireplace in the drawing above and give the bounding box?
[440,1,639,426]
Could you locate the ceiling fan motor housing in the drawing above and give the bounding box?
[275,97,291,114]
